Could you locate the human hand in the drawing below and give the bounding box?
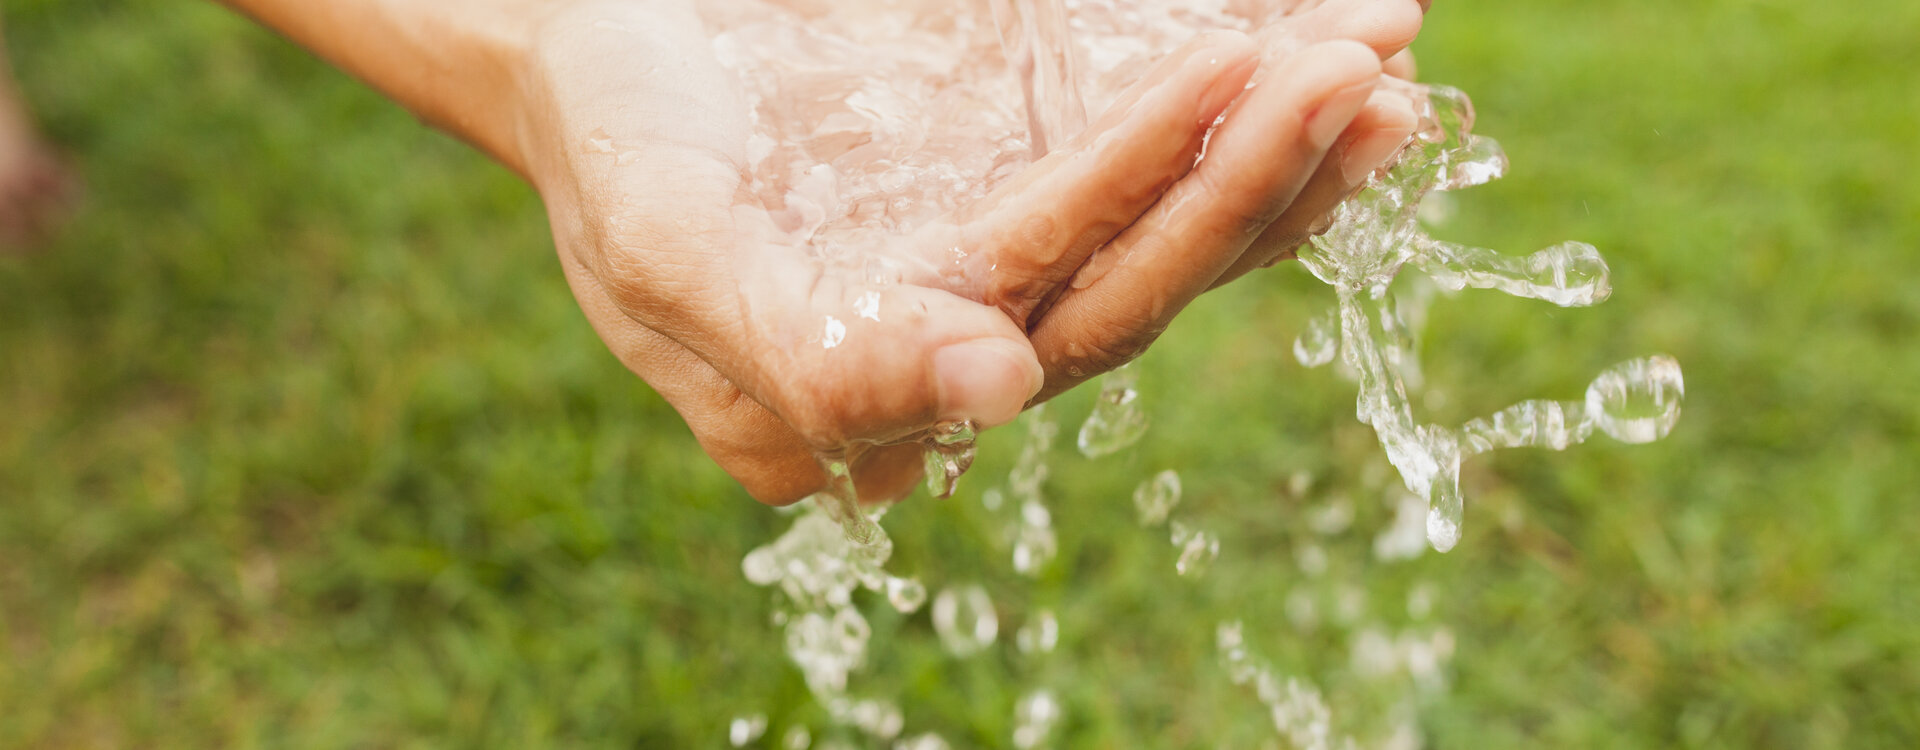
[0,71,75,252]
[508,0,1425,504]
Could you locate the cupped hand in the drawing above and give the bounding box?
[514,0,1425,504]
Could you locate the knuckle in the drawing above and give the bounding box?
[1065,301,1166,376]
[1189,167,1285,241]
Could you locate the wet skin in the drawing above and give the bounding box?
[219,0,1428,503]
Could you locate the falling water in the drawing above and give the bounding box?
[1292,81,1684,553]
[697,0,1684,744]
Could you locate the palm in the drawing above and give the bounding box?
[518,0,1425,503]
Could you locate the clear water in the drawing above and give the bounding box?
[709,0,1684,745]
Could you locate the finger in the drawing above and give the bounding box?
[561,255,937,505]
[1384,48,1418,80]
[916,30,1260,326]
[1025,41,1384,399]
[565,142,1047,451]
[1259,0,1426,61]
[560,253,820,503]
[848,443,931,505]
[534,1,1046,485]
[1263,0,1332,19]
[1211,86,1419,287]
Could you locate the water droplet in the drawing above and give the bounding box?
[1216,621,1261,684]
[1295,544,1328,576]
[1015,609,1059,654]
[884,576,926,613]
[585,127,616,154]
[1012,689,1062,750]
[1373,491,1427,562]
[919,421,977,499]
[1305,495,1353,536]
[853,290,882,321]
[1169,521,1220,577]
[846,698,903,740]
[1287,470,1315,497]
[821,316,847,349]
[1077,365,1149,457]
[742,548,781,585]
[1424,506,1460,553]
[1020,498,1051,528]
[1292,307,1339,368]
[931,585,998,657]
[1131,469,1182,526]
[1586,355,1685,444]
[1010,521,1057,576]
[893,733,951,750]
[1439,134,1507,189]
[730,714,769,747]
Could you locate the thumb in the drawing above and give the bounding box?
[737,265,1046,449]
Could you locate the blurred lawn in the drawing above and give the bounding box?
[2,0,1916,747]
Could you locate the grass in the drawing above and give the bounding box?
[2,0,1916,746]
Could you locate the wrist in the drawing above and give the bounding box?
[435,1,551,178]
[220,0,556,178]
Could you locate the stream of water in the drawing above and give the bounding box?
[697,0,1682,746]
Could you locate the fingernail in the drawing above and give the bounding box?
[935,339,1043,428]
[1304,81,1377,150]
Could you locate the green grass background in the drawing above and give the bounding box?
[2,0,1916,746]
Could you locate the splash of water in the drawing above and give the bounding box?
[1294,81,1684,552]
[982,406,1064,576]
[739,502,924,741]
[709,0,1685,743]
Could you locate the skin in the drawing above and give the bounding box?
[0,19,76,252]
[214,0,1427,504]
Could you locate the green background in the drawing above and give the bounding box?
[2,0,1915,746]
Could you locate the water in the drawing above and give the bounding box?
[1293,81,1685,553]
[1015,609,1060,654]
[1217,621,1338,750]
[919,420,980,499]
[1012,689,1063,749]
[710,0,1685,743]
[930,584,1000,657]
[1132,469,1182,526]
[739,501,929,741]
[1170,520,1222,578]
[995,407,1063,576]
[1077,363,1151,458]
[730,713,769,747]
[1293,308,1340,368]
